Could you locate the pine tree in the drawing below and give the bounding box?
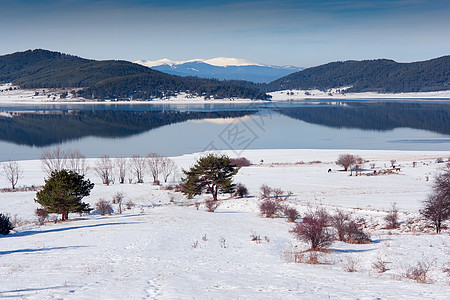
[35,170,94,221]
[181,154,238,201]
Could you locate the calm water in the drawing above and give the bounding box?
[1,100,449,161]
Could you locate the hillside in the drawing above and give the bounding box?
[265,56,450,93]
[0,50,270,100]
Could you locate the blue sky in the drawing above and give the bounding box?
[0,0,449,67]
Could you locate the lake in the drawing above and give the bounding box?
[1,99,449,161]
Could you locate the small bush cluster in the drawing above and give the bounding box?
[260,184,272,198]
[230,157,251,167]
[0,213,14,235]
[404,261,434,283]
[291,208,333,251]
[205,199,220,212]
[384,203,400,229]
[234,183,249,198]
[284,207,300,222]
[96,199,113,215]
[372,256,388,273]
[330,210,371,244]
[259,199,282,218]
[35,208,49,225]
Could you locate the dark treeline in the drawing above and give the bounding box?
[0,49,269,100]
[79,74,268,100]
[277,102,450,135]
[264,56,450,93]
[0,110,256,147]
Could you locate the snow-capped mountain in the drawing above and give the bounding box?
[134,57,303,83]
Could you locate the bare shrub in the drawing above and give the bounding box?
[330,209,351,241]
[385,203,400,229]
[41,147,68,176]
[404,260,434,283]
[250,232,262,243]
[230,157,251,167]
[94,155,114,185]
[125,200,135,210]
[344,257,358,272]
[2,160,23,190]
[35,208,48,225]
[305,252,319,264]
[131,155,146,183]
[115,157,128,184]
[234,183,249,198]
[345,220,371,244]
[205,199,220,212]
[372,256,388,273]
[291,208,333,250]
[96,199,113,215]
[272,188,284,199]
[112,192,124,214]
[421,167,450,233]
[259,199,282,218]
[192,240,199,249]
[260,184,272,198]
[284,207,300,222]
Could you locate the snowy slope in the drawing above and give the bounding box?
[1,149,449,299]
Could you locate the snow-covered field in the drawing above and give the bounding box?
[1,149,449,299]
[1,83,450,105]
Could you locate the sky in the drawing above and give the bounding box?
[0,0,449,67]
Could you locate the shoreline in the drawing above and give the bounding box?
[1,84,449,105]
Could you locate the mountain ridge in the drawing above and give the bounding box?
[134,57,303,83]
[0,49,270,100]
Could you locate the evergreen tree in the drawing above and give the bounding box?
[181,154,238,201]
[35,170,94,221]
[0,213,13,235]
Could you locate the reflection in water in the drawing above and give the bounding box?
[0,101,449,161]
[0,110,256,147]
[277,102,450,135]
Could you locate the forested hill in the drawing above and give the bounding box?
[0,49,269,100]
[264,56,450,93]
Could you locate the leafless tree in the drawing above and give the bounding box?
[67,149,87,175]
[131,155,146,183]
[94,155,114,185]
[115,157,128,184]
[41,146,68,176]
[112,191,124,214]
[160,157,177,183]
[2,160,23,189]
[147,153,163,183]
[336,154,356,171]
[421,167,450,233]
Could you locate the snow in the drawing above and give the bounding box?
[134,57,263,68]
[270,89,450,100]
[1,149,450,298]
